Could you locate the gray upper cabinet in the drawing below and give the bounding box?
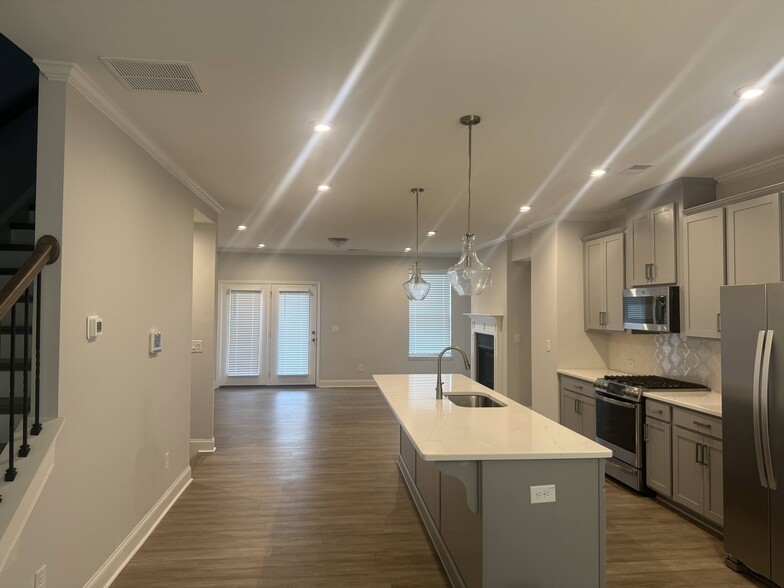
[583,229,624,331]
[726,193,782,285]
[683,208,725,339]
[627,203,677,287]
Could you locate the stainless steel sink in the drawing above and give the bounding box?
[445,393,506,408]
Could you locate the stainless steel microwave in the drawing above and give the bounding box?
[622,286,679,332]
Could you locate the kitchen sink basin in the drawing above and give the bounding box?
[445,393,506,408]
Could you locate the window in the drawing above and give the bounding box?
[226,289,263,376]
[409,271,452,357]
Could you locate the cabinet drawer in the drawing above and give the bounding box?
[559,375,594,398]
[645,399,672,422]
[673,407,722,439]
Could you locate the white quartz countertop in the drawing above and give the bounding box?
[374,373,612,461]
[556,368,630,383]
[643,391,722,418]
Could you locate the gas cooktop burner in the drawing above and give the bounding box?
[595,374,710,402]
[602,375,707,390]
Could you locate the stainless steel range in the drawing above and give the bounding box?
[594,375,709,491]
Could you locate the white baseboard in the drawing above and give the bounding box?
[84,466,192,588]
[190,438,216,453]
[318,379,377,388]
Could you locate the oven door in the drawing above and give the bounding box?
[594,390,641,468]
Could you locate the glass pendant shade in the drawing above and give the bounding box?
[403,261,431,301]
[448,233,491,296]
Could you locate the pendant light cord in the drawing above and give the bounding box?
[415,190,420,263]
[467,123,472,235]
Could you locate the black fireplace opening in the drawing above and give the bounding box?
[475,333,495,390]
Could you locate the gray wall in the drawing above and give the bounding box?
[217,252,471,383]
[0,75,204,587]
[191,220,216,456]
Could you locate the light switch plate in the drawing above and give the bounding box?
[149,330,162,354]
[331,325,340,333]
[86,315,103,341]
[191,340,203,353]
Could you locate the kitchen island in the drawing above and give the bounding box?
[374,373,612,588]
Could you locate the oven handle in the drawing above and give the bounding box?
[594,390,637,409]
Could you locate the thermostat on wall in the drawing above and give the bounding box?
[86,315,103,341]
[149,330,162,354]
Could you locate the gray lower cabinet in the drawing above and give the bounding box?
[559,375,596,440]
[671,408,723,526]
[645,416,672,497]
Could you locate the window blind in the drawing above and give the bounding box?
[277,291,311,376]
[226,289,262,376]
[409,271,452,357]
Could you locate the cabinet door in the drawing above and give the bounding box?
[650,203,677,284]
[560,390,582,434]
[726,193,782,285]
[645,418,672,497]
[584,238,605,331]
[604,233,625,331]
[580,395,596,441]
[628,211,652,287]
[672,426,704,513]
[683,208,725,338]
[703,437,724,526]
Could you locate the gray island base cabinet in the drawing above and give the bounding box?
[377,373,610,588]
[399,428,605,588]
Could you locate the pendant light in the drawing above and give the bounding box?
[447,115,492,296]
[403,188,431,301]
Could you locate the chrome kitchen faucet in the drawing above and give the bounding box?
[436,346,471,399]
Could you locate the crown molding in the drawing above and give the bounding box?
[715,154,784,186]
[32,59,223,214]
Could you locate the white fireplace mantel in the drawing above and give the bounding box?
[464,314,505,395]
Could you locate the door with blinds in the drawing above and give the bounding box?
[220,282,318,386]
[269,285,317,385]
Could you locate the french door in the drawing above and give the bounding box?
[219,282,318,386]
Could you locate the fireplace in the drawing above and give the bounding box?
[465,314,504,395]
[475,333,495,389]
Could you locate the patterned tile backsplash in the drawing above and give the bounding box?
[608,332,722,391]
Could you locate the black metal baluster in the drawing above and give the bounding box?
[5,304,17,481]
[18,287,30,457]
[31,273,42,436]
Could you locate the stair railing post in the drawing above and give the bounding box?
[19,286,30,457]
[31,273,42,436]
[5,304,17,481]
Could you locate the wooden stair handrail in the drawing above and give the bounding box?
[0,236,59,321]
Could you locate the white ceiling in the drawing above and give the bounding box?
[2,1,784,254]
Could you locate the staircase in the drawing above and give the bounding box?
[0,198,36,455]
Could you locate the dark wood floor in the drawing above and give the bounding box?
[114,387,761,587]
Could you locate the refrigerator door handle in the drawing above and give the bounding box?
[753,330,768,488]
[761,330,776,490]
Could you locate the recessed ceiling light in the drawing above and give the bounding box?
[734,85,765,100]
[237,225,247,231]
[427,231,437,237]
[519,205,531,213]
[312,122,331,133]
[257,243,265,248]
[317,184,330,192]
[404,247,412,252]
[590,169,607,177]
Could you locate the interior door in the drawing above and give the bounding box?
[220,284,269,386]
[269,285,318,385]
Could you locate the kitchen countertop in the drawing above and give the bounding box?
[643,390,722,418]
[374,373,612,461]
[556,368,630,383]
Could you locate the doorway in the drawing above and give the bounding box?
[218,281,319,386]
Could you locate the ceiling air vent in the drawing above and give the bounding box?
[328,237,349,248]
[101,58,203,94]
[618,164,654,175]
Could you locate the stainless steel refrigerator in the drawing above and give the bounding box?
[721,283,784,584]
